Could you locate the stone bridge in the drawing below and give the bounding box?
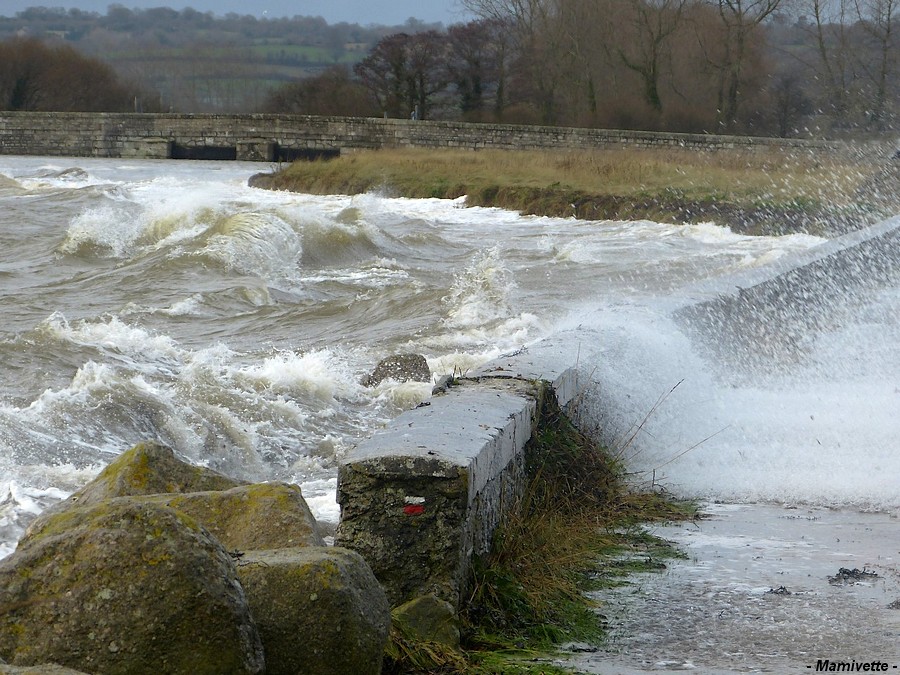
[0,111,846,161]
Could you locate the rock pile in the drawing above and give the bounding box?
[0,441,390,675]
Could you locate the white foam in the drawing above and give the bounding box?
[571,300,900,512]
[231,349,363,402]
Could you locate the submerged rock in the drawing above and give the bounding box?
[362,353,431,387]
[0,499,264,675]
[236,547,390,675]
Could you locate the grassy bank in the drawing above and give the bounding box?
[250,146,892,235]
[384,401,697,675]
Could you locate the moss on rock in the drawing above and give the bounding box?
[392,594,460,648]
[236,547,390,675]
[0,665,90,674]
[77,440,245,502]
[151,482,325,550]
[0,500,264,675]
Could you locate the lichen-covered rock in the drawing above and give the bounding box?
[0,500,264,675]
[25,441,246,537]
[147,482,325,550]
[73,441,245,504]
[236,547,390,675]
[392,594,460,647]
[362,353,431,387]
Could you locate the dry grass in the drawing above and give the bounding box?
[462,402,696,654]
[252,146,889,235]
[265,146,875,206]
[380,400,696,674]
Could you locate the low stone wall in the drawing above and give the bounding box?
[335,340,580,610]
[0,111,849,162]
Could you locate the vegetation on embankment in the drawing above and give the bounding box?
[383,402,698,675]
[250,146,893,236]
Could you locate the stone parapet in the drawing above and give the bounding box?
[335,345,579,609]
[0,112,860,162]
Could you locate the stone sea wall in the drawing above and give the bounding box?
[0,111,846,162]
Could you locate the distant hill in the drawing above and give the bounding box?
[0,7,443,112]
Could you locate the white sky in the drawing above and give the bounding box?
[0,1,472,26]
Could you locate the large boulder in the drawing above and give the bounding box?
[28,443,323,551]
[236,547,390,675]
[25,441,247,538]
[146,482,325,550]
[362,353,431,387]
[62,441,244,507]
[0,499,264,675]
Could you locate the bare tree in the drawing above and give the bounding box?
[0,38,133,111]
[461,0,566,123]
[405,31,451,120]
[355,34,415,118]
[616,0,692,112]
[852,0,897,128]
[804,0,855,124]
[354,32,449,119]
[447,19,510,120]
[708,0,782,130]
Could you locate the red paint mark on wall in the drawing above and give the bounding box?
[403,504,425,516]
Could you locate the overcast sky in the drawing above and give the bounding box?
[0,1,473,26]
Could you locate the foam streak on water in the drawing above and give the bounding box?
[1,156,898,665]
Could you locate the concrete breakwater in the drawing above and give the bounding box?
[337,339,581,610]
[0,111,845,162]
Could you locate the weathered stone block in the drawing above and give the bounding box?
[236,547,389,675]
[145,482,325,550]
[336,379,539,608]
[393,594,460,647]
[0,500,264,675]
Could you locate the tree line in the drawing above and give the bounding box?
[1,3,895,137]
[0,38,151,112]
[267,0,898,137]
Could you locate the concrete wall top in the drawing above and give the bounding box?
[470,337,584,406]
[342,337,583,501]
[340,382,536,501]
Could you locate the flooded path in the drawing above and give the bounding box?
[568,503,900,673]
